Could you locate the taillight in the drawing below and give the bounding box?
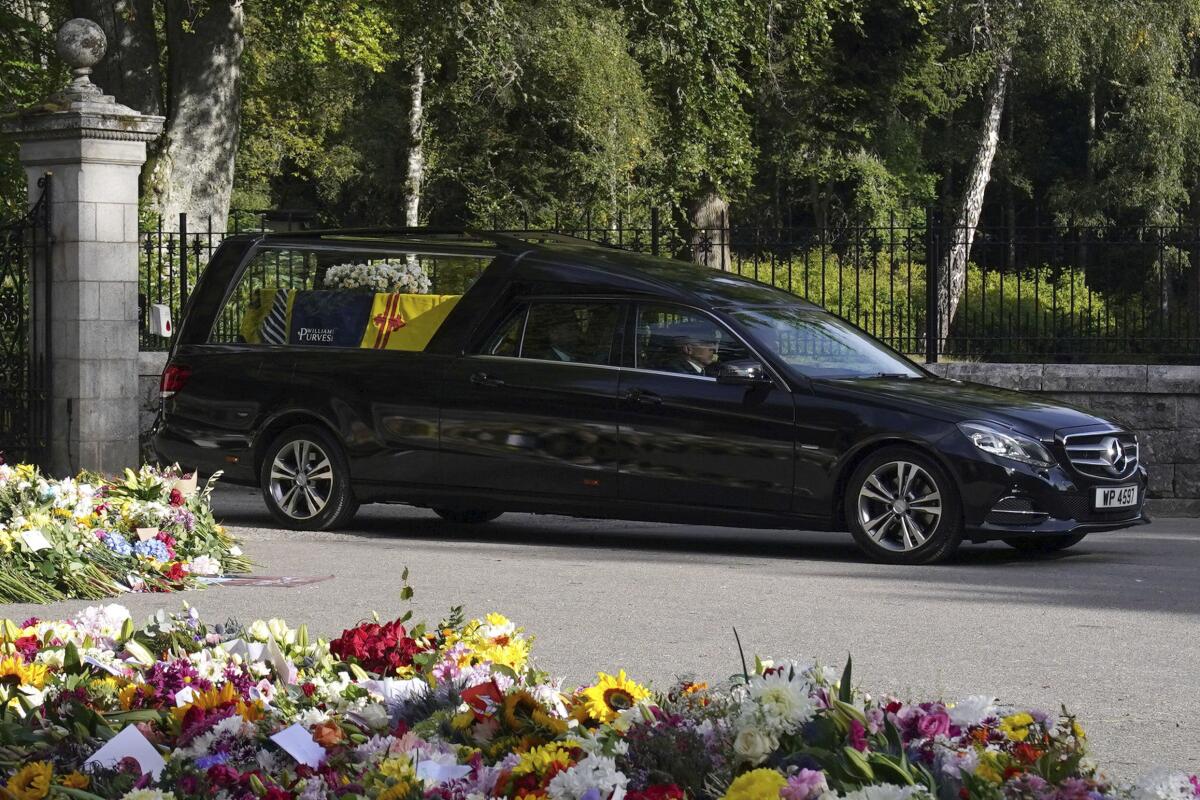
[160,364,192,399]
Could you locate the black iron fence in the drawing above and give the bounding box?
[0,175,52,464]
[139,210,1200,363]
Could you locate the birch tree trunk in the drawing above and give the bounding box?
[404,55,425,228]
[938,48,1012,343]
[690,191,732,270]
[147,0,244,231]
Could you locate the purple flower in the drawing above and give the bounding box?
[781,769,828,800]
[196,752,230,769]
[1190,776,1200,797]
[917,710,951,739]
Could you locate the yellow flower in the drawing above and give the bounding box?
[6,761,53,800]
[974,751,1007,784]
[0,655,48,689]
[379,757,416,782]
[1072,721,1087,741]
[578,670,649,724]
[999,712,1035,742]
[171,682,263,722]
[60,772,89,790]
[720,768,788,800]
[512,742,577,777]
[378,781,413,800]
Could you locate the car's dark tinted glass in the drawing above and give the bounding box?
[481,306,526,356]
[636,304,750,375]
[731,307,921,378]
[520,303,621,365]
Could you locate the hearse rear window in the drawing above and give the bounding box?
[210,247,494,350]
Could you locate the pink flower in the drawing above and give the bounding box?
[917,710,951,739]
[848,718,868,751]
[1189,775,1199,797]
[781,769,828,800]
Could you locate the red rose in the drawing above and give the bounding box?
[301,682,317,697]
[169,488,185,506]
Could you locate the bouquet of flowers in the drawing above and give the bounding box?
[0,598,1191,800]
[0,462,249,602]
[323,260,432,294]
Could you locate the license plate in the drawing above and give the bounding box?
[1094,485,1138,509]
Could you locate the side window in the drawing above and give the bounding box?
[209,248,492,350]
[636,304,750,376]
[520,303,622,366]
[481,306,527,356]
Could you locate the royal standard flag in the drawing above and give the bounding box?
[359,293,461,351]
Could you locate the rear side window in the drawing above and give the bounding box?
[210,247,493,350]
[477,302,622,366]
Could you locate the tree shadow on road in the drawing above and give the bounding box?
[211,488,1199,615]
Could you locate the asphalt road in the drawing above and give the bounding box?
[3,486,1197,780]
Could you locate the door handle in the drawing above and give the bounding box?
[470,371,506,388]
[621,388,662,406]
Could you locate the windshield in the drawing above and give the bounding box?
[730,307,924,379]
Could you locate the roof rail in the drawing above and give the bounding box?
[249,226,616,254]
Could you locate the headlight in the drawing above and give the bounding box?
[958,422,1056,468]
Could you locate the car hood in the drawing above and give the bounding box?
[813,376,1113,437]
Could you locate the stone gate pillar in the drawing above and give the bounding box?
[1,19,164,475]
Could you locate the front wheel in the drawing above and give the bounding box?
[844,446,963,565]
[260,425,359,530]
[1003,532,1087,554]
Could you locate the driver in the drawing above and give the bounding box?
[661,321,721,375]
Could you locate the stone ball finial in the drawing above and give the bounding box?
[56,18,106,78]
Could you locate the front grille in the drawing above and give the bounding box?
[985,496,1049,526]
[1061,430,1139,480]
[1060,494,1142,523]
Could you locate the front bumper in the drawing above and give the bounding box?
[945,440,1150,541]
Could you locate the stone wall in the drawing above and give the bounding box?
[138,351,167,461]
[137,354,1197,515]
[928,363,1199,516]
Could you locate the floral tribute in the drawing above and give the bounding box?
[0,463,249,602]
[323,261,432,294]
[0,597,1192,800]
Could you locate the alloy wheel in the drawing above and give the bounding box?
[856,460,943,552]
[269,439,335,520]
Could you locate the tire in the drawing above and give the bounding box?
[844,446,963,565]
[433,508,503,524]
[1003,532,1087,554]
[260,425,359,531]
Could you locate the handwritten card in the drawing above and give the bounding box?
[20,529,51,552]
[270,723,325,768]
[84,725,166,778]
[416,760,472,785]
[266,635,297,684]
[135,527,158,542]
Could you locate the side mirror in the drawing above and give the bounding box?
[715,359,771,385]
[148,303,173,337]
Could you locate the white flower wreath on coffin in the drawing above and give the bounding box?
[323,260,432,294]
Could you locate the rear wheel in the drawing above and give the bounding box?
[844,446,963,564]
[260,425,359,530]
[1003,532,1087,553]
[433,508,503,524]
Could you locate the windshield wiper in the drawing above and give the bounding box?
[868,372,923,379]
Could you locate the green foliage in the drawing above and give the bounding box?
[0,3,67,217]
[731,250,1133,360]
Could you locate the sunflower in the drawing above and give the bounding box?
[0,655,48,689]
[501,690,568,740]
[59,772,89,790]
[171,681,263,722]
[6,761,53,800]
[578,670,649,724]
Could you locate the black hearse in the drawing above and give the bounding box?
[153,230,1148,564]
